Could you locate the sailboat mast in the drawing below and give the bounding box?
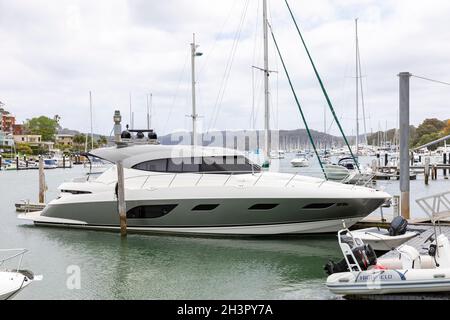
[89,91,93,150]
[190,33,199,146]
[263,0,270,160]
[355,18,359,156]
[146,93,151,130]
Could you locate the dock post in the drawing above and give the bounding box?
[444,153,448,179]
[38,156,45,204]
[113,110,127,237]
[16,155,19,171]
[117,160,127,237]
[384,153,388,166]
[432,164,437,180]
[63,155,66,169]
[24,156,28,169]
[399,72,411,219]
[0,155,2,168]
[424,157,430,185]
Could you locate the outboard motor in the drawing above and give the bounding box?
[324,243,377,275]
[388,216,408,236]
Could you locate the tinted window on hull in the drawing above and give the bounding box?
[192,204,220,211]
[127,204,177,219]
[303,203,335,209]
[249,204,279,210]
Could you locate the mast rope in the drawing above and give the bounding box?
[284,0,361,173]
[268,24,328,180]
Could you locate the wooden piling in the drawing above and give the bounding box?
[424,157,430,185]
[444,153,448,179]
[116,160,127,237]
[38,156,45,204]
[63,155,66,169]
[384,153,388,166]
[432,165,437,180]
[0,155,2,168]
[16,155,19,171]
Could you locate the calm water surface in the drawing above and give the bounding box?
[0,156,448,299]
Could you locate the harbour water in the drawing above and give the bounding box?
[0,156,447,299]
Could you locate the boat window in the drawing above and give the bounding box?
[133,159,167,172]
[167,158,183,172]
[60,190,92,195]
[303,203,335,209]
[127,204,177,219]
[132,156,260,173]
[336,203,349,207]
[182,157,200,172]
[192,204,220,211]
[248,203,279,210]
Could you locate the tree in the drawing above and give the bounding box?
[98,136,108,147]
[442,119,450,136]
[16,143,33,155]
[24,116,58,141]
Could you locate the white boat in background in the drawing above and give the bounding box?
[0,249,42,300]
[290,157,309,167]
[269,150,285,159]
[348,217,418,251]
[43,158,58,169]
[323,164,350,181]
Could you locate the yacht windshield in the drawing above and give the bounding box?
[132,156,260,174]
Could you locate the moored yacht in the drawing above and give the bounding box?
[19,144,391,235]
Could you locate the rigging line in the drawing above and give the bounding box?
[269,24,327,180]
[208,0,250,132]
[411,74,450,86]
[163,53,188,135]
[284,0,360,173]
[357,37,368,145]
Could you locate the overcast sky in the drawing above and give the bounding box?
[1,0,449,137]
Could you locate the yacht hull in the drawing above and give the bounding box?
[19,193,386,235]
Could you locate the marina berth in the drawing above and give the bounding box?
[19,144,390,235]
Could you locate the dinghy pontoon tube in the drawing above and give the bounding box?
[325,228,450,295]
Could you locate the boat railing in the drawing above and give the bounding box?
[0,248,28,271]
[106,167,378,189]
[416,191,450,231]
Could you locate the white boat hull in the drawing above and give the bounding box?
[348,228,418,251]
[327,269,450,295]
[19,212,363,235]
[0,271,33,300]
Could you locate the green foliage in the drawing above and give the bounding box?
[16,143,33,155]
[24,116,58,141]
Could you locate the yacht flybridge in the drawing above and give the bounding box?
[19,144,390,235]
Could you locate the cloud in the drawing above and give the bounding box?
[0,0,449,138]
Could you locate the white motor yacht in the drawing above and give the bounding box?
[19,144,391,235]
[290,157,309,167]
[0,249,42,300]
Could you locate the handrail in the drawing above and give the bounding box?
[0,248,28,271]
[96,166,379,189]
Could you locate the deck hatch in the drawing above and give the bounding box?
[192,204,220,211]
[127,204,177,219]
[248,204,279,210]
